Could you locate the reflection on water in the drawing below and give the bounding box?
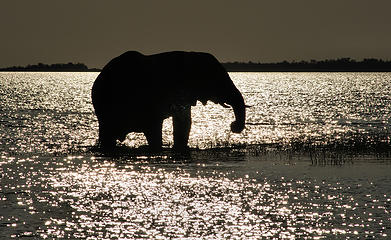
[239,72,391,148]
[1,72,391,238]
[1,72,391,151]
[0,72,97,154]
[1,154,391,239]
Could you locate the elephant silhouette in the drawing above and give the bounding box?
[91,51,246,150]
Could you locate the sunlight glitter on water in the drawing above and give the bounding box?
[1,72,391,152]
[2,155,390,239]
[1,72,391,238]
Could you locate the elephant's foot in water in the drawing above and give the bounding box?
[98,125,117,150]
[98,123,128,150]
[144,120,163,151]
[173,106,191,151]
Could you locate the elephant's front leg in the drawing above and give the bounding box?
[172,105,191,150]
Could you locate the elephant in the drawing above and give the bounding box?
[91,51,246,150]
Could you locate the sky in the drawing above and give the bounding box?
[1,0,391,68]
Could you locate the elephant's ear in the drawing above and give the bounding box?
[182,51,230,105]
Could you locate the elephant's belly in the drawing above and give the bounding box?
[119,112,169,132]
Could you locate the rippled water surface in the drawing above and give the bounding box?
[1,72,391,239]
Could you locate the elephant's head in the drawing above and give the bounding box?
[185,52,246,133]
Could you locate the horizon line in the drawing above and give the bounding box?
[1,57,391,70]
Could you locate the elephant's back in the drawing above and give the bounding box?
[91,51,174,114]
[99,51,147,80]
[93,51,151,95]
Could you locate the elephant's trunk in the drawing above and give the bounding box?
[225,87,246,133]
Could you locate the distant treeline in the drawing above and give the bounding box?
[0,62,100,72]
[1,58,391,72]
[223,58,391,72]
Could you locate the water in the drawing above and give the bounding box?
[1,72,391,239]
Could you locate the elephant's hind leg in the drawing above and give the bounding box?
[98,123,117,150]
[144,120,163,150]
[173,106,191,150]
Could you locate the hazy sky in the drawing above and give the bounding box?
[1,0,391,68]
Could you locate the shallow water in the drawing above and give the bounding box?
[1,72,391,238]
[1,72,391,151]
